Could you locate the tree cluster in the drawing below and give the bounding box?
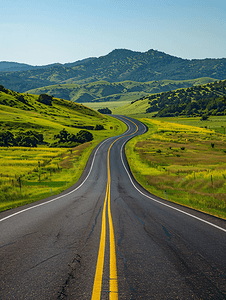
[145,80,226,117]
[97,107,112,114]
[155,96,226,117]
[38,94,53,106]
[53,128,93,147]
[0,130,44,147]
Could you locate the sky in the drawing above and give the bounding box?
[1,0,226,65]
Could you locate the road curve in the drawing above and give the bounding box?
[0,116,226,300]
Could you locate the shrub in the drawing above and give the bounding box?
[53,129,93,147]
[38,94,52,106]
[97,107,112,114]
[95,124,104,130]
[201,114,209,121]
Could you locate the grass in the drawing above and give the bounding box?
[26,78,216,104]
[82,100,130,111]
[125,117,226,219]
[113,99,150,115]
[0,118,126,212]
[0,88,127,212]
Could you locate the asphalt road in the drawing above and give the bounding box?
[0,116,226,300]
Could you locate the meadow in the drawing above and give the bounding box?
[0,124,126,212]
[125,117,226,219]
[0,88,127,212]
[82,100,130,111]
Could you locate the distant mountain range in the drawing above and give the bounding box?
[0,58,96,72]
[0,49,226,93]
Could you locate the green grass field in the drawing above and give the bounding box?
[0,120,126,212]
[82,100,130,111]
[125,117,226,219]
[0,88,127,212]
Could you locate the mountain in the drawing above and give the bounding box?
[25,78,217,103]
[0,62,36,72]
[0,49,226,93]
[0,58,97,73]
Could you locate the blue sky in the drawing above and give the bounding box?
[1,0,226,65]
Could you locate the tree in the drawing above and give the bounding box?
[38,94,53,106]
[54,128,68,143]
[97,108,112,114]
[53,129,93,147]
[0,131,15,146]
[76,130,93,143]
[95,124,104,130]
[201,114,209,121]
[15,130,44,147]
[18,135,39,147]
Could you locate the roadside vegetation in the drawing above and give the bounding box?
[0,86,127,212]
[125,117,226,219]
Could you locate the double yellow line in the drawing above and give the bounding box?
[91,138,119,300]
[91,118,138,300]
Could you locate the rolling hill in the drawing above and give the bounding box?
[0,49,226,93]
[0,85,123,147]
[113,79,226,117]
[26,78,217,103]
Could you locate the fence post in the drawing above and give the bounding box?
[18,177,21,191]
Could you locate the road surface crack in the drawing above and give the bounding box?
[30,252,63,270]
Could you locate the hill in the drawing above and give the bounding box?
[113,80,226,117]
[0,49,226,93]
[0,58,96,72]
[26,78,217,103]
[0,85,123,147]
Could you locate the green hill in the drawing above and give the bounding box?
[0,85,124,147]
[0,48,226,93]
[26,78,217,104]
[0,85,127,211]
[113,80,226,117]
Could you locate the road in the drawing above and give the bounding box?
[0,116,226,300]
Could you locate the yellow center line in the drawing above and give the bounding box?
[91,182,108,300]
[107,140,118,300]
[91,118,139,299]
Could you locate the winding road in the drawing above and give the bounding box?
[0,116,226,299]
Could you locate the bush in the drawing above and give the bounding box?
[53,129,93,147]
[38,94,53,106]
[97,107,112,114]
[95,124,104,130]
[0,131,15,146]
[201,114,209,121]
[0,130,44,147]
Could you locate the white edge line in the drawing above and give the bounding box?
[120,125,226,234]
[0,137,113,223]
